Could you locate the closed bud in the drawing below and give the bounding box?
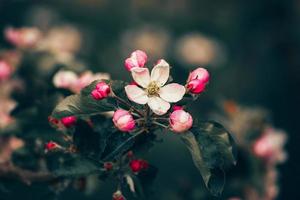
[129,159,149,173]
[61,116,77,128]
[112,109,135,132]
[169,110,193,133]
[187,79,206,94]
[124,50,147,71]
[187,67,209,94]
[45,141,59,151]
[91,81,110,100]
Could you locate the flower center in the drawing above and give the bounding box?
[146,81,160,96]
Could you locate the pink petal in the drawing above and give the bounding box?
[131,67,150,88]
[150,59,170,86]
[159,83,186,103]
[125,85,148,104]
[147,97,170,115]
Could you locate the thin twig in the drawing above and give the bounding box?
[152,117,169,121]
[152,121,169,129]
[0,162,55,185]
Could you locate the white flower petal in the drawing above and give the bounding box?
[125,85,148,104]
[159,83,186,103]
[131,67,150,88]
[147,97,170,115]
[150,59,170,86]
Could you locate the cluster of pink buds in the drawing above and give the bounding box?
[0,61,13,81]
[87,50,210,134]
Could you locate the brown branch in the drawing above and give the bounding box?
[0,162,56,185]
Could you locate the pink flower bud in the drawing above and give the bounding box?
[187,67,210,83]
[172,105,183,111]
[45,141,59,151]
[5,27,41,48]
[129,159,149,173]
[112,109,135,132]
[124,50,147,71]
[187,79,206,94]
[0,61,13,81]
[169,110,193,133]
[187,68,209,94]
[91,81,110,100]
[60,116,77,127]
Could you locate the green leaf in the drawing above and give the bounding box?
[51,80,128,119]
[181,121,237,196]
[101,131,136,161]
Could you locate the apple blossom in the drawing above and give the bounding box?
[53,70,78,89]
[91,81,111,100]
[253,128,287,163]
[112,109,135,132]
[124,50,147,71]
[169,110,193,133]
[125,59,186,115]
[187,67,209,94]
[60,116,77,127]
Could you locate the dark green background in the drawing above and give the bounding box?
[0,0,299,199]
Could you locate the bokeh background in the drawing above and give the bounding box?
[0,0,299,199]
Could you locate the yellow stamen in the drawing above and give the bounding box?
[146,81,160,96]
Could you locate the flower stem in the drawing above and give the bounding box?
[152,121,169,129]
[152,117,169,121]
